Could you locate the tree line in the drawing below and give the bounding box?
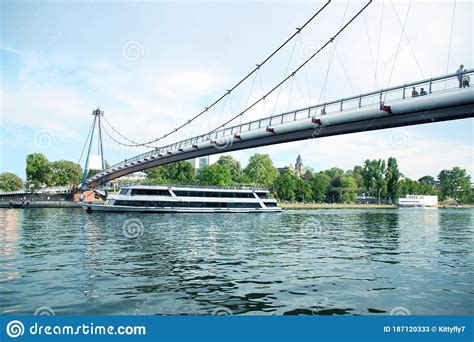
[141,154,472,204]
[0,153,82,191]
[0,152,472,204]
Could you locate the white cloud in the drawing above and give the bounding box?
[152,68,223,100]
[1,0,472,177]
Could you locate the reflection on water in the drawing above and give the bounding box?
[0,209,21,282]
[0,208,473,315]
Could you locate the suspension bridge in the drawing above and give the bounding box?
[78,1,473,189]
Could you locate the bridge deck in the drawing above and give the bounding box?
[87,70,474,187]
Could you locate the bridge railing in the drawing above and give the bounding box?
[102,69,472,178]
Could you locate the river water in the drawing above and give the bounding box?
[0,208,472,316]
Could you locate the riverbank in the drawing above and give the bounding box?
[0,202,471,209]
[281,203,396,209]
[281,203,474,209]
[0,201,81,208]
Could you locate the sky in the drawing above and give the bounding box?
[0,0,473,181]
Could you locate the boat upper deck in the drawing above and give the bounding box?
[119,184,271,193]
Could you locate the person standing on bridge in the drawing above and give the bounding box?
[411,87,419,97]
[462,69,470,87]
[456,64,464,88]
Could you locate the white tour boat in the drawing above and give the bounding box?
[397,194,438,208]
[81,185,282,213]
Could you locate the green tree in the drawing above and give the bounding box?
[144,166,166,184]
[302,166,315,180]
[0,172,24,191]
[438,167,471,203]
[339,175,357,203]
[49,160,82,186]
[295,177,312,202]
[385,157,400,203]
[362,159,387,204]
[243,153,279,187]
[273,171,297,201]
[26,153,51,188]
[308,173,331,203]
[324,167,344,180]
[418,175,435,187]
[145,161,195,185]
[217,155,243,183]
[346,167,364,189]
[197,164,232,186]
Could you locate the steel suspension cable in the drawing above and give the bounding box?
[373,0,385,90]
[318,0,349,104]
[102,116,156,148]
[212,0,372,132]
[77,118,96,165]
[445,0,457,74]
[271,34,300,115]
[101,120,157,149]
[361,0,378,89]
[101,1,332,148]
[391,0,424,79]
[384,0,412,100]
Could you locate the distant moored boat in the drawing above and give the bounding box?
[397,194,438,208]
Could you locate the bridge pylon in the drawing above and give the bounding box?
[80,108,106,190]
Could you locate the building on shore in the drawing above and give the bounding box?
[192,155,219,171]
[277,154,304,178]
[295,154,304,178]
[397,194,438,208]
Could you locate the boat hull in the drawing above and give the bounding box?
[81,203,282,213]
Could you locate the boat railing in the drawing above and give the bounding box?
[115,183,270,191]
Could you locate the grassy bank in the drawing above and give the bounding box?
[281,203,396,209]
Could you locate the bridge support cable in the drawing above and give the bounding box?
[271,35,300,116]
[257,68,268,120]
[373,0,385,90]
[211,0,373,133]
[94,1,332,149]
[361,0,378,89]
[286,76,294,112]
[383,0,412,102]
[101,116,157,149]
[100,118,157,149]
[318,0,350,105]
[445,0,457,76]
[391,0,424,79]
[238,72,259,126]
[78,117,96,165]
[334,45,355,95]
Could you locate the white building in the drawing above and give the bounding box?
[192,155,219,171]
[118,171,147,181]
[397,194,438,208]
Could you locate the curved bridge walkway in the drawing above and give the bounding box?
[87,70,474,188]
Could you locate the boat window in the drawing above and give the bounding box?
[173,190,255,198]
[256,192,268,199]
[119,189,129,195]
[130,189,171,196]
[114,200,263,209]
[264,202,278,207]
[234,192,255,198]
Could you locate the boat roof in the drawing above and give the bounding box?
[119,184,270,192]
